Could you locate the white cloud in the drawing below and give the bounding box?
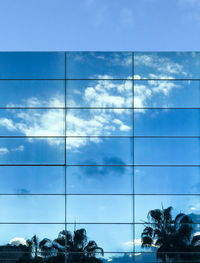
[113,119,131,131]
[84,79,132,108]
[0,118,16,131]
[134,53,188,78]
[12,145,24,152]
[125,239,142,246]
[0,148,9,155]
[0,145,24,155]
[2,75,182,150]
[9,237,27,246]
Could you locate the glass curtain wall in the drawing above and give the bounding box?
[0,52,199,262]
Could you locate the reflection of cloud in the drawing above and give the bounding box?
[0,118,16,131]
[9,237,27,246]
[0,148,9,155]
[125,239,141,246]
[1,68,183,150]
[11,145,24,152]
[16,188,30,194]
[82,158,126,177]
[134,53,188,78]
[134,80,180,108]
[3,82,132,149]
[0,145,24,155]
[84,78,132,107]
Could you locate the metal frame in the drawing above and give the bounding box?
[0,52,199,259]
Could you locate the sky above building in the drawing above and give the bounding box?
[0,0,199,51]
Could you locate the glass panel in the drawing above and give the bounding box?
[66,138,133,165]
[67,195,133,223]
[134,138,200,165]
[67,224,133,252]
[0,195,65,222]
[135,167,200,194]
[0,109,65,136]
[68,253,134,263]
[0,80,65,107]
[135,223,200,258]
[0,52,65,79]
[66,52,132,79]
[135,195,200,223]
[66,109,133,136]
[134,253,200,262]
[66,80,133,108]
[0,166,65,194]
[134,80,200,108]
[67,166,133,194]
[134,52,200,79]
[0,224,65,246]
[134,109,200,136]
[0,138,65,164]
[134,253,157,262]
[0,224,65,260]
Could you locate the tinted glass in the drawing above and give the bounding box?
[66,80,133,108]
[67,224,133,252]
[0,195,65,223]
[135,167,200,194]
[66,138,133,165]
[67,195,133,223]
[0,80,65,107]
[135,138,200,165]
[66,109,133,136]
[134,80,200,108]
[0,52,65,79]
[134,52,200,79]
[66,52,132,79]
[67,166,133,194]
[0,166,65,194]
[134,109,200,136]
[0,109,65,136]
[0,138,65,164]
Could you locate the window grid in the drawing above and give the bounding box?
[0,52,199,262]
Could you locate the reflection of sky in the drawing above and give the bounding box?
[0,52,200,253]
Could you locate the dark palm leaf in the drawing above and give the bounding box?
[191,235,200,247]
[163,206,173,223]
[141,236,153,247]
[84,240,104,257]
[148,209,162,223]
[141,226,154,238]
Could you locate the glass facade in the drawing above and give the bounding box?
[0,52,199,262]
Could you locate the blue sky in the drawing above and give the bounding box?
[0,0,199,261]
[0,52,200,258]
[0,0,200,51]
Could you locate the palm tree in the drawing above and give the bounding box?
[141,206,200,262]
[39,238,53,258]
[51,228,104,262]
[26,235,39,258]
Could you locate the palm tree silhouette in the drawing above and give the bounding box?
[54,228,104,262]
[141,206,200,262]
[36,228,104,262]
[26,235,39,258]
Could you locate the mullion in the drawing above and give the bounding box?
[132,51,135,257]
[1,78,200,80]
[64,52,67,262]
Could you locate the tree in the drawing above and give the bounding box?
[26,235,39,258]
[141,206,200,262]
[52,228,104,262]
[39,238,54,258]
